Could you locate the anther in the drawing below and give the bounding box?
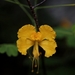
[35,65,37,67]
[29,56,31,59]
[39,52,42,55]
[31,70,34,72]
[36,71,39,74]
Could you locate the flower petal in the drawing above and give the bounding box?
[17,24,35,39]
[17,39,34,55]
[39,25,56,40]
[39,39,57,57]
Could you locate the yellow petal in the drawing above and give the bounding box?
[39,25,56,40]
[17,24,35,40]
[39,39,57,57]
[17,39,34,55]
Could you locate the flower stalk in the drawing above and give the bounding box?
[26,0,39,31]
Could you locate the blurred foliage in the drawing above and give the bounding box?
[0,44,18,56]
[55,25,75,48]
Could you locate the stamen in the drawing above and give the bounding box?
[28,41,39,73]
[35,64,37,67]
[28,56,32,62]
[36,71,39,74]
[27,49,33,60]
[32,58,35,72]
[31,70,34,72]
[37,57,39,74]
[31,57,39,73]
[29,56,31,59]
[34,58,38,67]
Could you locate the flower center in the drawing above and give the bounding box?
[31,32,42,41]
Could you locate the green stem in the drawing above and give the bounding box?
[6,0,75,10]
[35,3,75,10]
[14,0,35,25]
[34,0,38,13]
[19,5,35,25]
[34,0,38,29]
[5,0,29,8]
[6,0,35,25]
[26,0,39,31]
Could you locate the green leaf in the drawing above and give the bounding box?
[54,27,72,39]
[71,25,75,33]
[71,25,75,35]
[64,25,75,48]
[0,44,7,53]
[0,44,18,56]
[66,35,75,48]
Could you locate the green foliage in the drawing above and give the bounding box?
[66,36,75,48]
[54,27,72,38]
[67,25,75,47]
[55,25,75,48]
[0,44,18,56]
[71,24,75,34]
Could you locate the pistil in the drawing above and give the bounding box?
[32,42,39,73]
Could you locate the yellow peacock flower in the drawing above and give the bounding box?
[17,24,57,72]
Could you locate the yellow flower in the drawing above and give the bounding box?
[17,24,57,72]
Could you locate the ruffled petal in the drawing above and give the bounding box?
[39,25,56,40]
[17,24,35,40]
[39,39,57,57]
[17,39,34,55]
